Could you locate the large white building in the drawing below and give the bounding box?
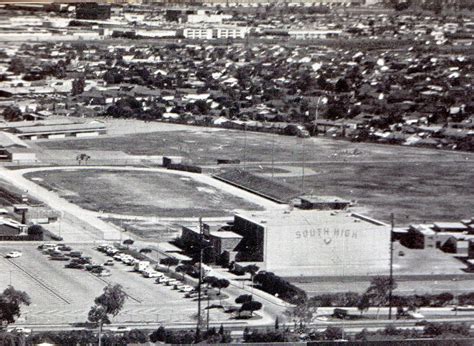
[232,209,391,277]
[288,29,343,40]
[182,26,249,39]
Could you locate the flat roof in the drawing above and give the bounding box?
[210,231,242,239]
[15,122,106,135]
[410,224,436,235]
[5,147,35,153]
[300,195,351,204]
[235,209,387,232]
[434,222,469,230]
[168,253,192,261]
[0,119,76,129]
[0,131,29,148]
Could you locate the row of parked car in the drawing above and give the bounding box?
[96,244,196,296]
[37,243,112,277]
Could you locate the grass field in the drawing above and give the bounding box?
[38,127,474,165]
[278,161,474,223]
[24,169,262,217]
[38,125,474,223]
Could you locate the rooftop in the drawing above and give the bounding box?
[300,195,351,204]
[15,122,106,135]
[434,222,469,230]
[0,131,29,148]
[235,209,387,232]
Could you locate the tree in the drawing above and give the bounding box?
[8,58,25,74]
[357,294,371,316]
[76,153,91,165]
[2,106,22,122]
[240,301,262,317]
[149,326,166,343]
[123,239,134,248]
[362,276,398,319]
[203,275,219,288]
[122,329,148,344]
[213,278,229,296]
[285,302,316,332]
[160,257,179,272]
[27,224,44,240]
[243,264,259,282]
[235,294,252,304]
[176,264,195,279]
[71,77,85,96]
[0,286,31,325]
[325,326,343,340]
[0,332,25,346]
[87,284,127,346]
[335,78,350,93]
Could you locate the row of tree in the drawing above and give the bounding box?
[253,271,307,305]
[309,288,474,310]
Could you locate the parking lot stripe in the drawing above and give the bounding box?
[2,257,71,305]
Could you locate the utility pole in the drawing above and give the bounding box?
[301,138,305,194]
[243,123,247,171]
[196,217,203,341]
[206,294,210,331]
[271,134,275,180]
[388,213,394,320]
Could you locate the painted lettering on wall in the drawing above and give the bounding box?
[295,228,358,242]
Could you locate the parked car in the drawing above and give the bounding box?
[127,258,140,266]
[179,286,194,293]
[65,262,84,269]
[72,257,91,265]
[86,264,103,272]
[5,251,22,258]
[134,261,150,272]
[69,251,82,258]
[184,292,199,299]
[106,248,119,256]
[143,270,163,278]
[113,253,125,261]
[58,245,72,252]
[49,255,69,261]
[156,276,171,284]
[37,244,57,251]
[97,270,111,277]
[165,279,180,286]
[104,259,114,266]
[43,248,61,256]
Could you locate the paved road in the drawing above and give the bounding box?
[0,167,120,240]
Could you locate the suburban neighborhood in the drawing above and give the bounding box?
[0,0,473,344]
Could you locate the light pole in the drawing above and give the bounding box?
[243,123,247,171]
[388,213,394,320]
[196,218,203,341]
[301,137,305,194]
[312,95,328,135]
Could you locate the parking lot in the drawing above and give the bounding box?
[0,243,227,325]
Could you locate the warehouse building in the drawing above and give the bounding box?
[229,209,391,277]
[11,122,107,140]
[0,131,37,163]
